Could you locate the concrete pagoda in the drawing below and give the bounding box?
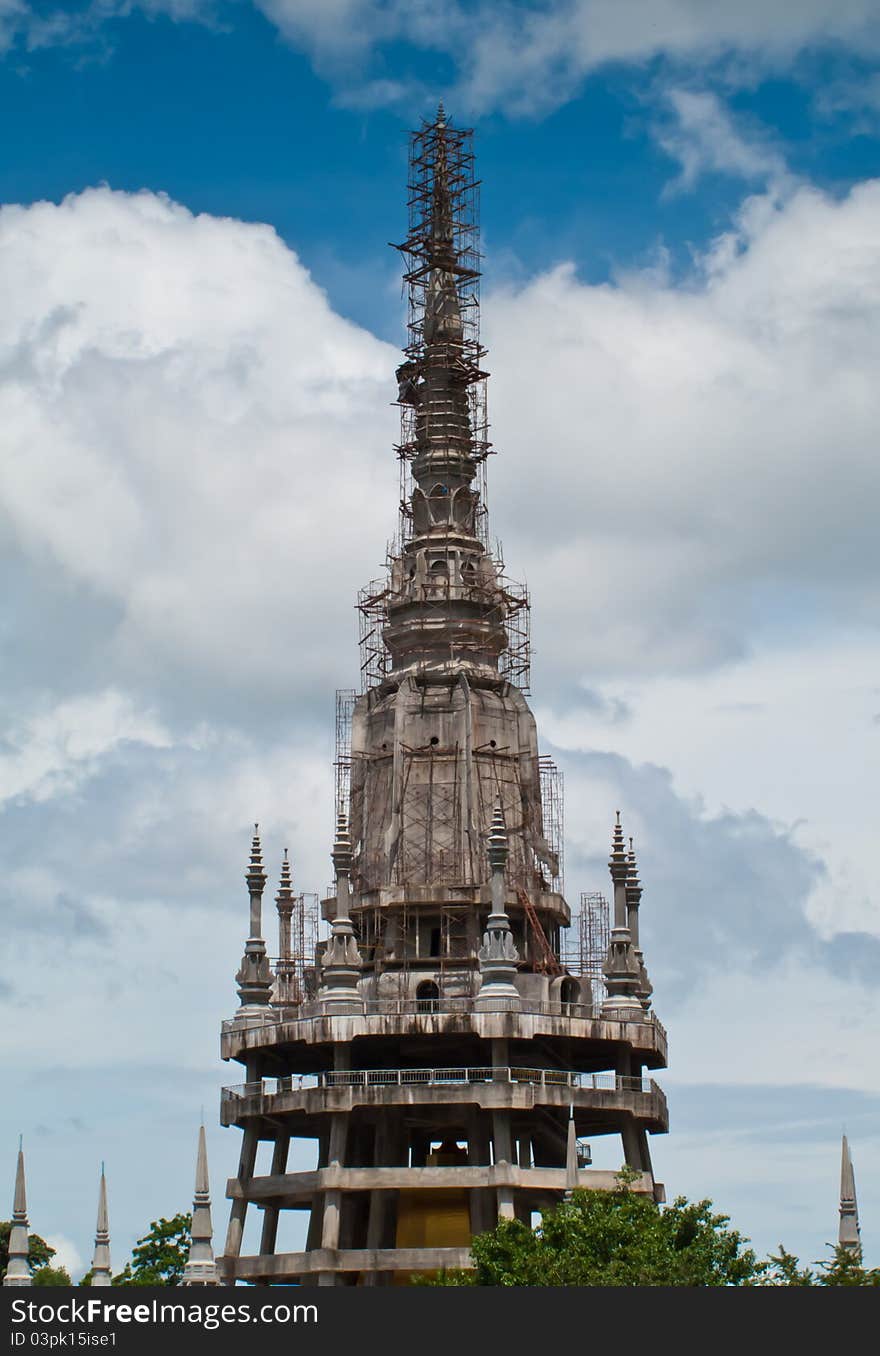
[218,105,668,1286]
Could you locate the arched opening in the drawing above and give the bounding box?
[560,977,579,1010]
[416,979,440,1013]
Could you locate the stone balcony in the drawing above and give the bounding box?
[220,1066,668,1134]
[221,999,667,1069]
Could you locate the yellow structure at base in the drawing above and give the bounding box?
[395,1188,472,1248]
[393,1140,472,1282]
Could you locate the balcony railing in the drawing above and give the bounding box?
[222,1067,662,1101]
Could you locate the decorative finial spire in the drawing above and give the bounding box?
[319,810,363,1010]
[487,799,509,875]
[274,848,299,1006]
[182,1125,220,1285]
[235,822,274,1013]
[246,823,267,913]
[3,1143,31,1287]
[436,99,446,126]
[624,834,652,1011]
[90,1166,112,1287]
[601,811,644,1017]
[838,1134,860,1253]
[331,812,353,881]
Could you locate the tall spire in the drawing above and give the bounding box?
[274,848,298,1006]
[3,1142,31,1287]
[838,1134,860,1253]
[182,1125,220,1285]
[319,813,363,1009]
[384,107,512,683]
[626,836,653,1011]
[234,823,274,1013]
[601,812,643,1016]
[90,1165,112,1286]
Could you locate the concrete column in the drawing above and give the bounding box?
[491,1103,515,1221]
[259,1134,290,1256]
[320,1112,348,1253]
[467,1109,494,1237]
[635,1127,653,1176]
[620,1117,642,1171]
[410,1131,430,1167]
[223,1127,259,1260]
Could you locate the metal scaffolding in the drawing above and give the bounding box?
[334,688,356,818]
[562,891,610,1009]
[357,570,530,693]
[539,755,563,893]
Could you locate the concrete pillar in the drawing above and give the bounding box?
[223,1127,259,1260]
[467,1109,494,1237]
[636,1127,653,1176]
[320,1111,348,1256]
[620,1117,642,1171]
[492,1108,515,1221]
[259,1134,290,1256]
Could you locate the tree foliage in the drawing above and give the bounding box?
[32,1265,72,1286]
[422,1174,760,1287]
[111,1213,192,1286]
[760,1243,880,1287]
[0,1222,56,1281]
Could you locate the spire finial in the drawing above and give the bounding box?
[3,1146,31,1287]
[277,848,293,901]
[182,1125,220,1285]
[609,811,627,876]
[236,821,273,1009]
[839,1134,860,1252]
[90,1165,112,1287]
[488,799,509,875]
[436,99,446,126]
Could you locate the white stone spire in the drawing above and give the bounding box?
[838,1134,860,1253]
[3,1142,31,1287]
[90,1165,112,1286]
[182,1125,220,1286]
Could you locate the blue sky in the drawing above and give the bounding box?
[2,0,880,1283]
[5,4,880,333]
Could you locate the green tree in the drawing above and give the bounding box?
[761,1244,880,1287]
[0,1222,56,1281]
[33,1265,72,1286]
[421,1173,761,1287]
[112,1213,192,1286]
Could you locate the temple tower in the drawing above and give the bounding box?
[218,106,668,1286]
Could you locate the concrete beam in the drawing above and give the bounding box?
[227,1165,654,1205]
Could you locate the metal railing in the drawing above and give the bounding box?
[222,1067,662,1101]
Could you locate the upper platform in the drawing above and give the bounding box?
[221,998,667,1071]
